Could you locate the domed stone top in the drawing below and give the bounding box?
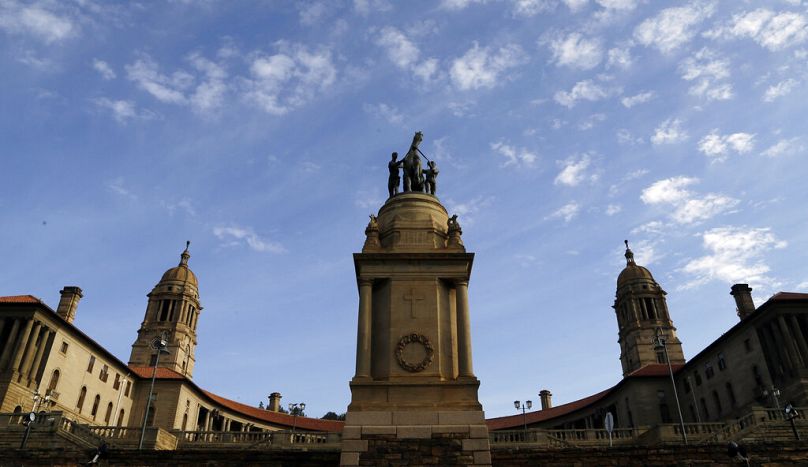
[617,240,655,287]
[158,242,198,288]
[369,193,462,252]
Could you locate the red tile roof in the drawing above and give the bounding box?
[487,363,683,430]
[0,295,42,304]
[128,366,187,380]
[202,390,344,432]
[127,365,343,432]
[627,363,684,377]
[487,389,611,431]
[768,292,808,302]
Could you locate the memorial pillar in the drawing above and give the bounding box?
[355,278,373,378]
[456,280,474,377]
[778,315,804,368]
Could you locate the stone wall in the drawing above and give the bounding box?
[1,442,807,466]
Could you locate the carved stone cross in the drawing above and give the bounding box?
[403,288,425,318]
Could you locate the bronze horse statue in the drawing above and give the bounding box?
[403,131,424,192]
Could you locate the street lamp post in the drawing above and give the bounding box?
[139,334,170,450]
[288,402,306,443]
[653,327,687,445]
[20,390,51,449]
[514,400,532,437]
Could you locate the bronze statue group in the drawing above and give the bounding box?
[388,131,439,198]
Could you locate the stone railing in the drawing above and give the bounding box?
[490,427,641,447]
[176,429,341,450]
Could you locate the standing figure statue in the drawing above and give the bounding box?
[387,152,403,198]
[423,160,439,195]
[402,131,424,192]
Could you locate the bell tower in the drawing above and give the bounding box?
[614,241,685,376]
[129,242,202,378]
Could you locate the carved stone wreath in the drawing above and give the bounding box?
[395,333,434,372]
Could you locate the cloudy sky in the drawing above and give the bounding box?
[1,0,806,419]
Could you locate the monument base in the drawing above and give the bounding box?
[340,410,491,467]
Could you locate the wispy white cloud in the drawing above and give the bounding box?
[578,113,606,130]
[547,32,602,70]
[450,42,526,90]
[554,80,610,108]
[245,43,336,115]
[0,1,77,43]
[376,26,438,81]
[763,78,798,102]
[213,225,286,253]
[651,118,688,145]
[93,59,116,80]
[92,98,153,123]
[641,176,739,224]
[491,141,537,168]
[547,202,581,222]
[554,154,592,186]
[126,55,192,104]
[605,204,622,216]
[353,0,392,15]
[706,9,808,51]
[440,0,488,10]
[761,137,803,157]
[679,48,733,101]
[363,102,403,124]
[634,2,715,53]
[698,130,755,161]
[105,177,137,200]
[606,47,632,69]
[512,0,554,17]
[621,91,655,108]
[561,0,588,13]
[680,227,786,290]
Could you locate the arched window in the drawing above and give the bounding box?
[146,405,156,426]
[91,395,101,419]
[47,369,60,394]
[726,382,737,407]
[117,409,125,427]
[711,390,722,416]
[700,397,710,420]
[76,387,87,412]
[104,402,113,424]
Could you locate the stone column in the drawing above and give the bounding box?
[26,327,50,385]
[788,315,808,359]
[355,278,373,378]
[10,319,35,374]
[767,322,793,372]
[778,315,804,368]
[456,281,474,377]
[18,321,41,379]
[0,318,20,370]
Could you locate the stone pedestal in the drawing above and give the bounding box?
[342,193,490,466]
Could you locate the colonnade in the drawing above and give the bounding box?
[0,316,56,388]
[758,313,808,377]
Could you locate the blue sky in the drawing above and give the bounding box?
[1,0,807,419]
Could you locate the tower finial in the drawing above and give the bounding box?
[624,239,635,265]
[180,241,191,266]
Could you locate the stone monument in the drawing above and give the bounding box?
[340,134,490,466]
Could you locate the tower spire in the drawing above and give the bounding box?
[180,241,190,267]
[624,239,635,265]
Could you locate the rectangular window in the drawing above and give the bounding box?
[60,341,69,354]
[113,373,121,390]
[124,380,131,397]
[717,353,727,371]
[644,297,656,319]
[87,355,95,373]
[705,362,714,379]
[149,353,158,366]
[99,364,109,382]
[694,371,702,386]
[683,378,692,394]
